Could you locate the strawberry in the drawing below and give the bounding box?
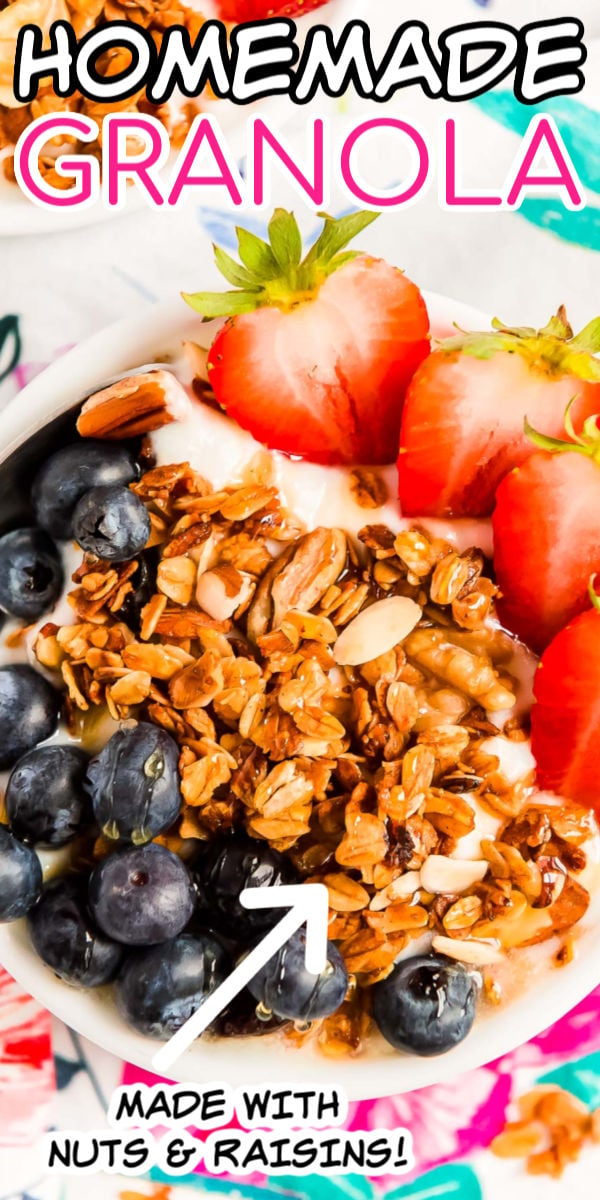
[398,310,600,517]
[531,589,600,809]
[215,1,330,21]
[184,210,430,465]
[492,406,600,654]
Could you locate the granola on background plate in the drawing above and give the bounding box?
[0,0,204,186]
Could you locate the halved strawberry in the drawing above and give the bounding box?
[493,456,600,653]
[398,312,600,517]
[184,210,430,465]
[216,1,331,21]
[532,591,600,809]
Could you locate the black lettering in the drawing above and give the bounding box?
[292,1137,318,1170]
[240,1089,270,1122]
[367,1136,393,1170]
[124,1137,150,1171]
[318,1090,340,1121]
[14,20,76,103]
[230,19,297,104]
[200,1089,228,1124]
[75,22,156,102]
[73,1139,100,1169]
[48,1138,71,1169]
[172,1090,202,1122]
[292,21,375,104]
[147,1091,171,1121]
[165,1137,196,1170]
[395,1134,409,1168]
[113,1088,146,1124]
[439,22,519,100]
[320,1136,343,1169]
[342,1137,366,1169]
[213,1137,241,1169]
[242,1137,270,1169]
[149,22,231,105]
[515,18,586,104]
[272,1090,294,1120]
[375,22,442,101]
[270,1137,293,1169]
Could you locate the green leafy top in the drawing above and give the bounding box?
[525,395,600,463]
[440,305,600,383]
[183,209,380,319]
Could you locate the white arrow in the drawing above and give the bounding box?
[152,882,329,1074]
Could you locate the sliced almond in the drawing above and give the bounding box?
[369,871,421,911]
[334,597,422,667]
[420,855,488,895]
[196,567,254,622]
[432,934,504,966]
[77,370,191,439]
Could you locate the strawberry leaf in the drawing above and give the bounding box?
[570,317,600,355]
[184,209,382,320]
[182,290,261,318]
[213,245,260,290]
[305,210,379,269]
[236,228,279,281]
[268,208,302,271]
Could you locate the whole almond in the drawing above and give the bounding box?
[77,370,191,439]
[334,596,422,666]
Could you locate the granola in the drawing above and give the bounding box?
[31,449,596,1052]
[491,1085,600,1178]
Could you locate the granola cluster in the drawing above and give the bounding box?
[492,1085,600,1178]
[34,460,594,1054]
[0,0,203,185]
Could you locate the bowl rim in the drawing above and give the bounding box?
[1,288,600,1099]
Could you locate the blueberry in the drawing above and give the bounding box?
[0,826,42,921]
[28,874,124,985]
[72,485,150,563]
[248,928,348,1022]
[6,745,90,847]
[0,665,61,769]
[116,932,230,1039]
[85,722,181,844]
[194,834,297,939]
[372,954,477,1056]
[32,442,139,540]
[88,843,196,946]
[0,528,63,621]
[217,988,289,1038]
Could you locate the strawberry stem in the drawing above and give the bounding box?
[183,209,381,319]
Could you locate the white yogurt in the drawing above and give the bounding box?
[151,397,494,554]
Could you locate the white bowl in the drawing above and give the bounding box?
[0,289,599,1099]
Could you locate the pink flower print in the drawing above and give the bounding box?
[0,968,55,1147]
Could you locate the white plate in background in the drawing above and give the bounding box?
[0,0,359,237]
